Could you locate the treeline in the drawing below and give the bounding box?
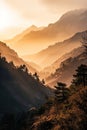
[0,53,45,85]
[0,54,51,130]
[54,64,87,104]
[54,31,87,103]
[0,52,52,115]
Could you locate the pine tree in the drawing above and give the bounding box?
[72,64,87,87]
[18,64,28,73]
[42,79,45,84]
[33,72,39,81]
[54,82,70,103]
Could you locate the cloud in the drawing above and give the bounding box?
[3,0,87,27]
[41,0,87,13]
[4,0,87,18]
[4,0,45,19]
[3,0,59,26]
[42,0,87,6]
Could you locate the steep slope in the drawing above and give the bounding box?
[4,85,87,130]
[27,62,42,71]
[29,87,87,130]
[0,56,52,113]
[23,30,86,68]
[46,51,87,88]
[41,47,84,76]
[6,9,87,55]
[0,41,37,73]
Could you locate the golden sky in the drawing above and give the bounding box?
[0,0,87,40]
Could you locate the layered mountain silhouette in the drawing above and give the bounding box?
[6,9,87,55]
[23,30,86,69]
[40,47,84,79]
[46,46,87,87]
[27,61,42,71]
[6,25,44,45]
[0,7,87,130]
[0,56,52,113]
[0,41,38,73]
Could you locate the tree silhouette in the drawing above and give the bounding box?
[72,64,87,87]
[82,31,87,56]
[18,64,28,73]
[0,52,1,58]
[42,79,45,84]
[54,82,70,103]
[33,72,39,81]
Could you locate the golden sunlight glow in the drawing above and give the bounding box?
[0,2,14,31]
[0,0,86,41]
[0,1,28,40]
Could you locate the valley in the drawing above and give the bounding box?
[0,6,87,130]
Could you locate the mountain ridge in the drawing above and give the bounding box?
[6,9,87,55]
[5,25,44,45]
[46,48,87,87]
[23,30,87,69]
[0,41,38,74]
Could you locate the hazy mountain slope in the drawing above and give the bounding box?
[0,56,52,113]
[46,51,87,88]
[6,25,44,45]
[23,30,86,68]
[6,9,87,55]
[42,47,84,75]
[27,62,42,71]
[0,41,37,73]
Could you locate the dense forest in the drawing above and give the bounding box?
[0,54,52,114]
[0,53,87,129]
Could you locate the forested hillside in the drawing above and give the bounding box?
[0,55,52,114]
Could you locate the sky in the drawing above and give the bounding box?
[0,0,87,40]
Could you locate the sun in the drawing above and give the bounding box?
[0,2,15,31]
[0,8,10,30]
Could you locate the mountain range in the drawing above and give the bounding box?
[46,46,87,87]
[1,28,87,89]
[6,9,87,55]
[0,8,87,130]
[6,25,44,45]
[23,30,86,69]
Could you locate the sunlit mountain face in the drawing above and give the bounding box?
[0,0,87,54]
[5,9,87,55]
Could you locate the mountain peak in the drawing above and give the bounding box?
[27,25,38,30]
[59,9,87,21]
[6,9,87,55]
[30,25,37,28]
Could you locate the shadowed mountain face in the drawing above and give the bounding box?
[6,9,87,55]
[0,41,38,74]
[23,30,87,69]
[46,48,87,88]
[0,56,52,113]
